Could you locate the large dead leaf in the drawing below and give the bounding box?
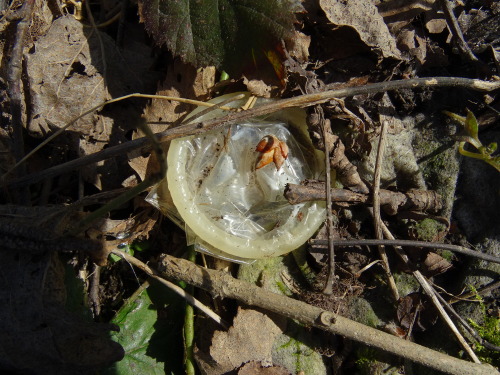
[138,0,303,75]
[25,16,158,189]
[319,0,402,61]
[195,307,283,374]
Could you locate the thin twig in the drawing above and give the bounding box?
[449,280,500,304]
[4,76,500,188]
[377,221,481,363]
[438,0,479,63]
[320,110,336,295]
[372,120,399,301]
[111,249,228,329]
[180,93,246,125]
[308,239,500,264]
[1,93,236,184]
[157,254,496,375]
[433,287,500,352]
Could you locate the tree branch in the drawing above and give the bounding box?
[156,254,497,375]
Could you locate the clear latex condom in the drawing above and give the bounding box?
[161,93,325,260]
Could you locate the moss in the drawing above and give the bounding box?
[468,287,500,367]
[347,297,380,328]
[438,249,454,261]
[414,218,446,242]
[355,347,378,373]
[393,272,420,297]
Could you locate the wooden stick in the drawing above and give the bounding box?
[157,254,497,375]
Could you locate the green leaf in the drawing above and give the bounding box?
[104,282,185,374]
[139,0,303,75]
[465,109,479,140]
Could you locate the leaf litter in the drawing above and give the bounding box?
[1,0,500,373]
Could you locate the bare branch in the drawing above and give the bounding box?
[157,254,497,375]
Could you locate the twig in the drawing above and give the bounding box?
[319,108,336,295]
[89,263,101,317]
[180,93,246,125]
[372,120,399,302]
[438,0,479,63]
[5,0,35,203]
[157,254,496,375]
[4,76,500,188]
[110,249,228,329]
[449,280,500,304]
[1,93,236,185]
[284,182,442,213]
[377,221,481,363]
[308,239,500,265]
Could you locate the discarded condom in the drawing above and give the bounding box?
[147,93,325,261]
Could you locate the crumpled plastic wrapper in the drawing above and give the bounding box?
[147,93,325,261]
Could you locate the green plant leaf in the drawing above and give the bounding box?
[139,0,303,75]
[104,282,185,374]
[465,109,479,140]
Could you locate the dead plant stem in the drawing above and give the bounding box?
[111,249,228,329]
[321,109,336,295]
[372,120,399,301]
[309,239,500,264]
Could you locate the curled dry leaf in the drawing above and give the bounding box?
[255,135,289,170]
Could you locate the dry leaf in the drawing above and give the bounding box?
[319,0,402,61]
[195,307,283,374]
[129,61,216,181]
[421,252,452,277]
[397,293,438,332]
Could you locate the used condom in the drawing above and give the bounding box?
[147,93,325,260]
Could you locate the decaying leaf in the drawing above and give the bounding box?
[319,0,402,61]
[138,0,304,75]
[24,15,158,190]
[397,292,438,332]
[421,252,452,277]
[195,307,283,374]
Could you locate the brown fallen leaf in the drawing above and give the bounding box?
[129,61,216,181]
[195,307,284,375]
[319,0,402,61]
[397,292,438,332]
[421,251,453,278]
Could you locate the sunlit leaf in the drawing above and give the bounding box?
[465,109,479,140]
[138,0,303,76]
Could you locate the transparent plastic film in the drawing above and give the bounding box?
[147,93,326,260]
